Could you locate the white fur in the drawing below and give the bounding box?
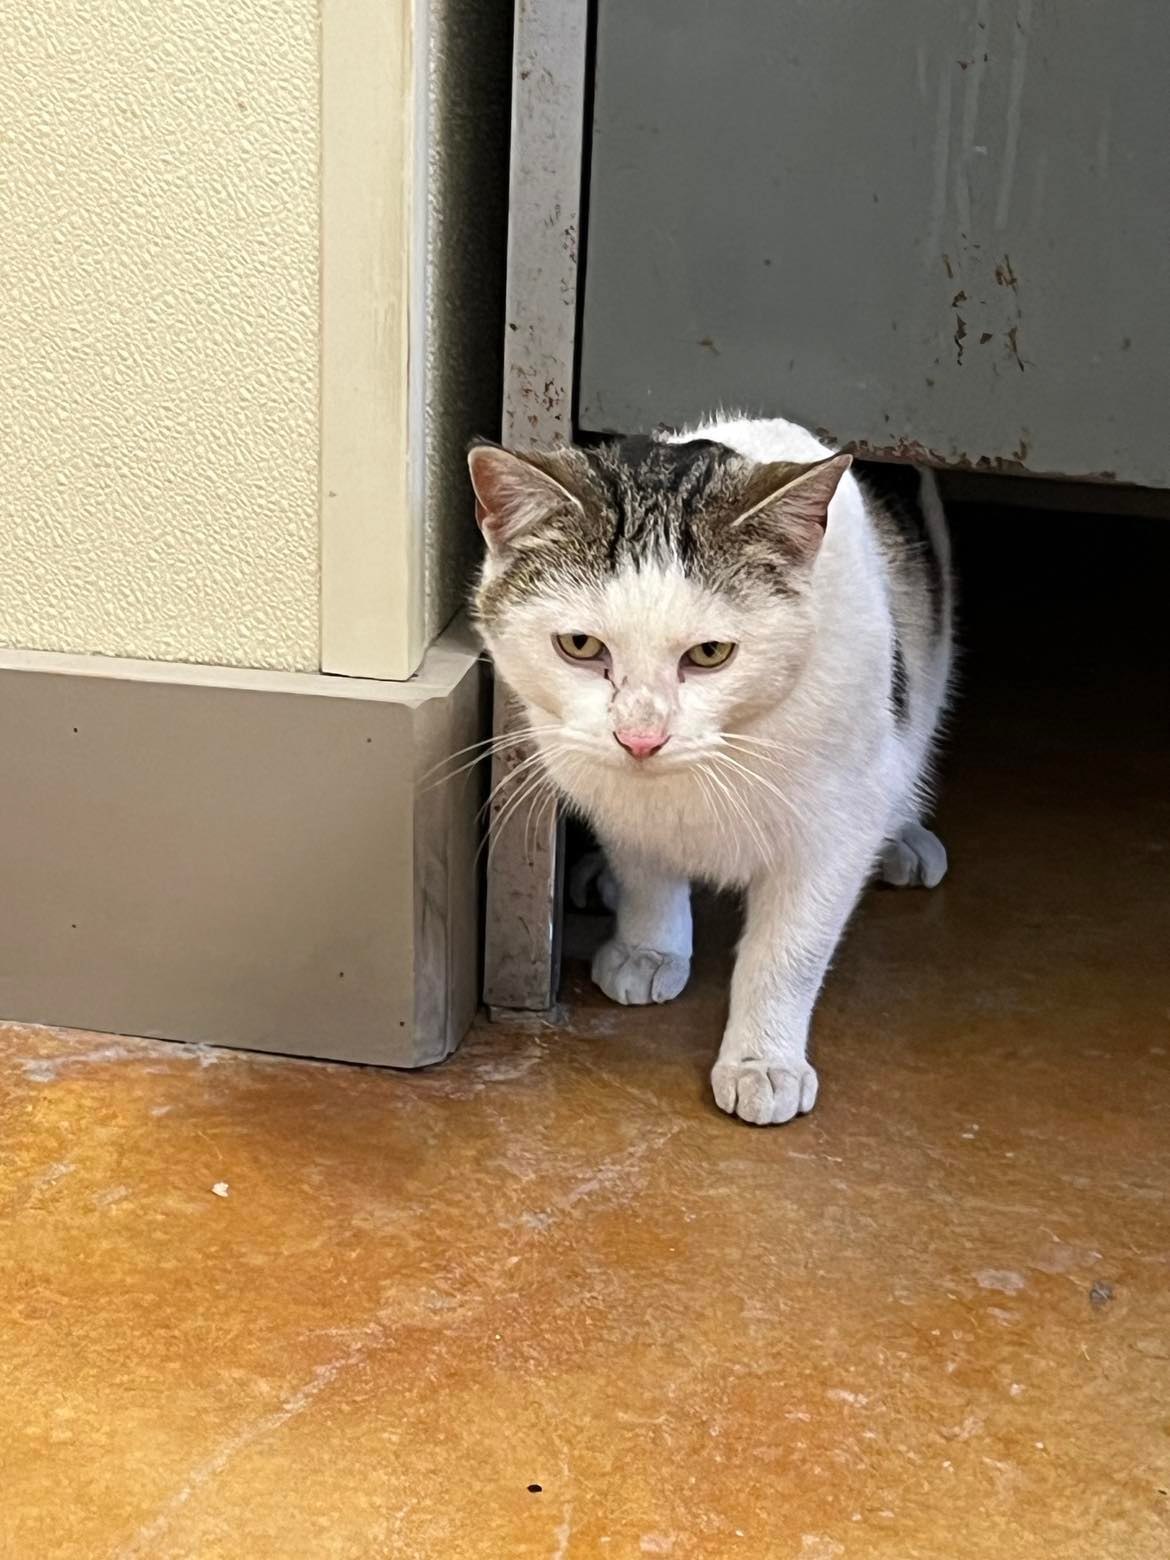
[480,415,952,1125]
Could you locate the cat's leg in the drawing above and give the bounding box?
[879,820,948,888]
[590,841,692,1005]
[711,845,873,1125]
[568,849,618,911]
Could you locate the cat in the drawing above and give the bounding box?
[468,414,953,1125]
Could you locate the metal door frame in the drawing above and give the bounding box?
[483,0,590,1015]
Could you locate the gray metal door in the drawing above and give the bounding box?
[578,0,1170,487]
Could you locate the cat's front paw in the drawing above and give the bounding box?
[710,1058,819,1126]
[591,939,691,1005]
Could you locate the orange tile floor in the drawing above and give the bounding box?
[2,507,1168,1557]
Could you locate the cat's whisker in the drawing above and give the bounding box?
[691,765,721,836]
[494,776,554,868]
[710,750,808,832]
[480,767,539,867]
[718,770,770,864]
[692,761,728,839]
[711,752,801,824]
[523,786,545,860]
[526,753,580,857]
[477,746,551,827]
[701,758,771,863]
[523,769,560,858]
[424,720,564,786]
[720,737,814,782]
[418,724,561,791]
[485,752,568,867]
[720,731,815,764]
[694,764,742,856]
[421,728,530,779]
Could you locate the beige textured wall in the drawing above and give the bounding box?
[0,1,319,672]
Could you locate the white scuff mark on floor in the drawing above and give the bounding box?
[112,1126,679,1555]
[30,1161,76,1191]
[975,1268,1026,1294]
[1033,1236,1102,1276]
[551,1500,574,1560]
[573,1053,664,1110]
[941,1413,984,1442]
[3,1021,321,1081]
[94,1185,131,1208]
[407,1039,546,1101]
[561,1125,682,1212]
[570,1009,620,1038]
[112,1324,388,1560]
[509,1122,683,1233]
[18,1044,140,1083]
[800,1537,844,1559]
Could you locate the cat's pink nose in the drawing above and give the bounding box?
[614,729,668,760]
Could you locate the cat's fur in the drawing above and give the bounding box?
[469,415,953,1125]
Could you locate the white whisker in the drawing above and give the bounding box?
[486,756,565,867]
[702,758,771,863]
[711,750,808,832]
[720,730,815,764]
[418,723,561,791]
[477,746,551,827]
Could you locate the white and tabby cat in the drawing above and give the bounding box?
[468,415,953,1125]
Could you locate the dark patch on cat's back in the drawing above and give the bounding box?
[857,460,945,631]
[890,633,909,723]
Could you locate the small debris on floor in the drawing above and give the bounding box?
[211,1181,230,1198]
[1089,1281,1114,1308]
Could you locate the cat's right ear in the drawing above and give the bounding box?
[467,443,583,554]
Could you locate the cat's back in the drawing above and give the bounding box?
[661,413,834,467]
[665,411,952,744]
[663,416,950,631]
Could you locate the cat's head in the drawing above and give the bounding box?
[468,434,850,774]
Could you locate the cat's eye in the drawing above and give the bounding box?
[555,632,607,662]
[684,640,736,669]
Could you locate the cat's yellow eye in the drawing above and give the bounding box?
[684,640,736,669]
[556,632,607,662]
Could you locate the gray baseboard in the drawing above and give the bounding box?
[0,625,485,1067]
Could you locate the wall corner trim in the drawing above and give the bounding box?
[320,0,426,681]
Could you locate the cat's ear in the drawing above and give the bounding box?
[467,442,583,553]
[733,453,852,560]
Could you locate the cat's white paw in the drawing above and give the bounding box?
[710,1059,819,1125]
[879,822,948,888]
[591,939,691,1005]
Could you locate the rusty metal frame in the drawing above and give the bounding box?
[482,0,590,1013]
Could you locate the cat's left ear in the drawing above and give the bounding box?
[733,453,852,560]
[467,442,584,554]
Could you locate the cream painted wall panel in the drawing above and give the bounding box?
[0,1,319,671]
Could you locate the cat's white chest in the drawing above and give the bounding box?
[559,762,767,886]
